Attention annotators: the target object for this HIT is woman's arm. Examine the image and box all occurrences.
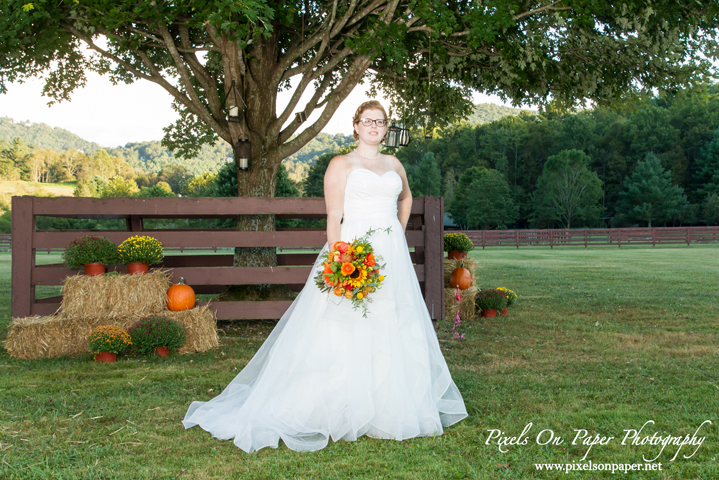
[393,157,413,232]
[324,155,349,247]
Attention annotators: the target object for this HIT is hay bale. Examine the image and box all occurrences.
[5,314,96,359]
[163,306,219,354]
[61,270,172,320]
[5,306,218,360]
[443,286,478,322]
[444,257,478,288]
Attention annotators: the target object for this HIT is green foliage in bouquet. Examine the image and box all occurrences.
[475,289,508,311]
[497,287,518,307]
[62,235,118,269]
[444,232,474,253]
[87,325,132,354]
[117,235,164,265]
[128,316,185,355]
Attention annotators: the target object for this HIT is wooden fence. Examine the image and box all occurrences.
[11,196,445,321]
[459,227,719,249]
[0,234,10,252]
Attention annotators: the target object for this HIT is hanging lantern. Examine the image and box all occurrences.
[384,123,401,148]
[221,80,245,124]
[236,135,252,171]
[398,124,412,147]
[295,111,307,124]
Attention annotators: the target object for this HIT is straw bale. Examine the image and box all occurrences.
[5,306,218,360]
[444,257,478,288]
[61,270,172,320]
[443,286,478,322]
[5,314,96,359]
[163,306,219,354]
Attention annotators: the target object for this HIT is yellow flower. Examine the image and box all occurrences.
[357,292,364,299]
[378,275,384,281]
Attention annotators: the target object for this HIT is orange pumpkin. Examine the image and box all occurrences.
[167,277,196,311]
[449,263,472,290]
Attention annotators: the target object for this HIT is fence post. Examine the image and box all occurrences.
[516,230,519,249]
[482,230,485,250]
[11,196,35,319]
[584,229,588,248]
[652,228,656,247]
[423,197,443,326]
[549,230,554,249]
[686,227,691,246]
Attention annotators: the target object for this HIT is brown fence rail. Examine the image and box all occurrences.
[11,196,444,322]
[458,227,719,249]
[0,234,10,252]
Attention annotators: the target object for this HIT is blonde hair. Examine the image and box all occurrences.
[352,100,388,140]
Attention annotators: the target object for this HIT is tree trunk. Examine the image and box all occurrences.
[232,146,282,268]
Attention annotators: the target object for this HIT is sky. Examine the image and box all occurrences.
[0,71,510,148]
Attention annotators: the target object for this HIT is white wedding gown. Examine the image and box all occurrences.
[182,168,468,453]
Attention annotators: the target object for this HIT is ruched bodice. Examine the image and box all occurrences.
[343,168,402,221]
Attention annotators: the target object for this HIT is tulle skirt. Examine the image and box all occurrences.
[182,213,468,453]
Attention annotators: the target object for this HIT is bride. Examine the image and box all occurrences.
[183,100,468,453]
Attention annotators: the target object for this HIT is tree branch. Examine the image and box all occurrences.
[513,1,573,21]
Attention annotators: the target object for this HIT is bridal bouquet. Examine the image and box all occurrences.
[314,226,391,317]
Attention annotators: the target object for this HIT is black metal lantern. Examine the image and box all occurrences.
[236,135,252,171]
[384,123,401,148]
[221,80,245,124]
[398,124,411,147]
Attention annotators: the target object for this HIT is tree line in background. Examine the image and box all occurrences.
[391,85,719,229]
[2,88,719,231]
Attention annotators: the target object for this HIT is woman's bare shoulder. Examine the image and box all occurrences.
[387,155,406,175]
[325,154,351,179]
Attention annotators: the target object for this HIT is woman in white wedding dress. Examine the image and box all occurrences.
[183,100,468,453]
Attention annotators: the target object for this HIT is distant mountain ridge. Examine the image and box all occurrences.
[0,103,529,180]
[467,103,534,125]
[0,117,104,152]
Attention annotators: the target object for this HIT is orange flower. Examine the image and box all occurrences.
[344,291,353,299]
[324,274,336,286]
[323,263,333,274]
[364,253,376,267]
[333,287,343,296]
[341,262,355,275]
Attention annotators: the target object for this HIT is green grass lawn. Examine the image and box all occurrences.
[1,245,718,479]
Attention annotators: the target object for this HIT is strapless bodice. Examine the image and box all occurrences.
[343,168,403,221]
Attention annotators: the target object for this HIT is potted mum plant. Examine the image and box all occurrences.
[475,289,508,318]
[496,287,518,315]
[62,235,118,276]
[117,235,164,274]
[128,316,186,357]
[444,232,474,260]
[87,325,132,362]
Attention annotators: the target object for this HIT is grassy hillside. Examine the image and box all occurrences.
[0,180,75,205]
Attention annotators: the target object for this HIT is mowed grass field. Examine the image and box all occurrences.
[0,245,718,479]
[0,181,76,205]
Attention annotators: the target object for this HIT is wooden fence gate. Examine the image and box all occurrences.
[11,196,444,322]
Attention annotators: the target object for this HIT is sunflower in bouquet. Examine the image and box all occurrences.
[314,226,392,317]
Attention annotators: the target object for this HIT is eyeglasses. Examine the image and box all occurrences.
[359,118,388,127]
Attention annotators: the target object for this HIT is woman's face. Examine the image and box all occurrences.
[354,108,388,145]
